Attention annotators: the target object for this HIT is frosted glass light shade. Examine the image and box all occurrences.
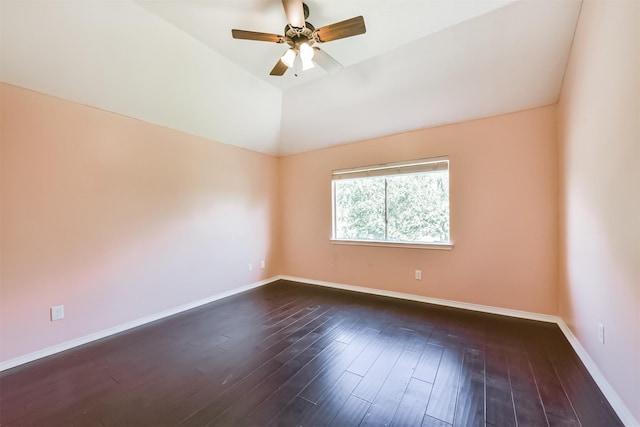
[281,49,296,68]
[299,42,315,70]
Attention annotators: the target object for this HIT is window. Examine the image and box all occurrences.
[332,157,450,248]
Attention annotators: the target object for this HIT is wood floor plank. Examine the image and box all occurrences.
[0,280,623,427]
[268,396,315,427]
[390,377,433,427]
[208,317,362,426]
[422,415,452,427]
[351,329,408,403]
[299,326,380,404]
[452,348,485,427]
[178,359,285,426]
[486,377,516,427]
[328,395,370,427]
[414,343,444,384]
[299,371,362,427]
[485,346,517,427]
[402,327,431,353]
[424,345,464,424]
[210,342,337,427]
[525,336,581,425]
[243,335,359,424]
[360,349,421,426]
[256,304,332,350]
[546,342,623,426]
[180,312,351,425]
[507,349,549,426]
[345,326,392,377]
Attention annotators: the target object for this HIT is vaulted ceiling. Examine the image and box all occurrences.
[0,0,581,155]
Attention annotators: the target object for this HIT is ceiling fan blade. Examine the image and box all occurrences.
[231,29,283,43]
[270,58,289,76]
[281,0,305,28]
[313,47,343,76]
[315,16,366,43]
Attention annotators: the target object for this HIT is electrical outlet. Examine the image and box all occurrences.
[598,323,605,344]
[415,270,422,280]
[261,260,265,269]
[248,264,253,272]
[51,305,64,321]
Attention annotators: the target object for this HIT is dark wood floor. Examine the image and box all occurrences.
[0,280,621,426]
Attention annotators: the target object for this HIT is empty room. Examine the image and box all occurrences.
[1,0,638,426]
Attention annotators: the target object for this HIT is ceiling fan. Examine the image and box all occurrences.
[231,0,366,76]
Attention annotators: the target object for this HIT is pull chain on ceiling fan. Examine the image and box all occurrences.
[231,0,366,76]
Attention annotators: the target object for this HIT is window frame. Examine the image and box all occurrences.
[331,157,453,250]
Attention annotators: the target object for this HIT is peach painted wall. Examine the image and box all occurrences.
[0,83,280,363]
[557,0,640,422]
[280,106,558,315]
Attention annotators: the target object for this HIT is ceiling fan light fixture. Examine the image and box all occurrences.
[281,49,296,68]
[301,55,315,71]
[232,2,366,77]
[299,42,314,60]
[299,42,315,70]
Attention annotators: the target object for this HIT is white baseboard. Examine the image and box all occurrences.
[278,275,559,323]
[279,275,639,427]
[556,320,639,427]
[0,276,280,372]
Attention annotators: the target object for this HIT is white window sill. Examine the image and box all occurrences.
[330,239,453,250]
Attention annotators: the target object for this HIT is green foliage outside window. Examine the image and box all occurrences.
[334,170,449,243]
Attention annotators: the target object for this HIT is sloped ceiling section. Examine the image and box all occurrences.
[279,0,581,154]
[0,0,581,156]
[0,0,283,154]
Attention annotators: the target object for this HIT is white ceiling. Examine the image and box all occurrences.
[0,0,581,155]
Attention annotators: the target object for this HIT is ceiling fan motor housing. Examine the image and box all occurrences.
[284,22,316,50]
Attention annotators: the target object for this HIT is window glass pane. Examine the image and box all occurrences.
[386,171,450,243]
[334,177,386,240]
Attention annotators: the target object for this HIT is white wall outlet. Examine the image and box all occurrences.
[598,322,605,344]
[415,270,422,280]
[248,263,253,271]
[51,305,64,321]
[261,260,265,269]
